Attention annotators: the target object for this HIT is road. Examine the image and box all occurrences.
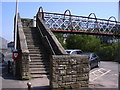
[89,61,119,89]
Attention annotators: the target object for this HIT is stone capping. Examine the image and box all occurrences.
[17,14,30,79]
[36,15,67,55]
[17,13,29,53]
[50,55,89,89]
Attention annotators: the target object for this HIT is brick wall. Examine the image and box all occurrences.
[50,55,89,89]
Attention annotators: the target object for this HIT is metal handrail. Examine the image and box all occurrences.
[45,36,55,55]
[41,12,120,23]
[63,9,73,30]
[36,17,56,55]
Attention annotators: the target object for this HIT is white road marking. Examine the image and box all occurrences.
[89,68,111,81]
[113,74,118,76]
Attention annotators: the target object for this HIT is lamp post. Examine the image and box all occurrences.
[118,1,120,90]
[13,0,18,77]
[14,0,18,49]
[118,0,120,21]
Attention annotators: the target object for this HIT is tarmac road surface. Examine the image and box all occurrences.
[89,61,119,89]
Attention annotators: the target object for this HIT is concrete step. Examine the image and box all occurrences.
[28,49,46,53]
[30,56,48,59]
[31,74,49,78]
[29,52,44,55]
[28,46,40,49]
[24,31,38,34]
[30,70,48,74]
[26,39,40,43]
[26,36,40,40]
[29,64,49,68]
[30,56,47,59]
[27,44,40,46]
[25,33,39,36]
[30,57,48,61]
[27,41,42,45]
[23,27,37,30]
[29,61,49,65]
[24,30,38,34]
[30,68,49,71]
[29,49,41,52]
[29,54,44,57]
[28,47,45,51]
[24,29,38,32]
[30,59,49,63]
[28,46,40,48]
[29,49,40,51]
[27,43,40,47]
[22,24,50,78]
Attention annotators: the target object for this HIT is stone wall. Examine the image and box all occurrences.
[50,55,89,89]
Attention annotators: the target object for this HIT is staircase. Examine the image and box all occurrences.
[21,19,50,78]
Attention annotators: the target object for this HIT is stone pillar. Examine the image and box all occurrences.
[50,55,89,89]
[33,16,36,27]
[21,52,30,79]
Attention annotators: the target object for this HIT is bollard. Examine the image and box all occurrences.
[27,82,32,90]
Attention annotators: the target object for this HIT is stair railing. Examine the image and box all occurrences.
[37,20,55,55]
[36,7,67,55]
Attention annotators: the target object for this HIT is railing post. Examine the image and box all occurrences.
[107,16,117,33]
[37,7,44,21]
[64,9,73,30]
[88,13,98,31]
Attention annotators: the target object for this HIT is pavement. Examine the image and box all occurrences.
[1,62,50,90]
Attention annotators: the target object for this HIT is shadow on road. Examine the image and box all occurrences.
[32,86,51,90]
[1,63,25,81]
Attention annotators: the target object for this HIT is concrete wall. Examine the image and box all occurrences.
[50,55,89,89]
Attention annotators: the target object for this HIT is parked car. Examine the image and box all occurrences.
[65,49,83,54]
[80,53,100,69]
[65,49,100,69]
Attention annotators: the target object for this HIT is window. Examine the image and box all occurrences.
[71,51,77,54]
[92,54,97,58]
[76,51,82,54]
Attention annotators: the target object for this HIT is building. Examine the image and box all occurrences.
[7,41,14,52]
[0,36,8,53]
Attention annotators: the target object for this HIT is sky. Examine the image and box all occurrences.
[1,1,119,42]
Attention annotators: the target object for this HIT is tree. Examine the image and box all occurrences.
[55,33,67,49]
[66,35,101,52]
[55,33,120,62]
